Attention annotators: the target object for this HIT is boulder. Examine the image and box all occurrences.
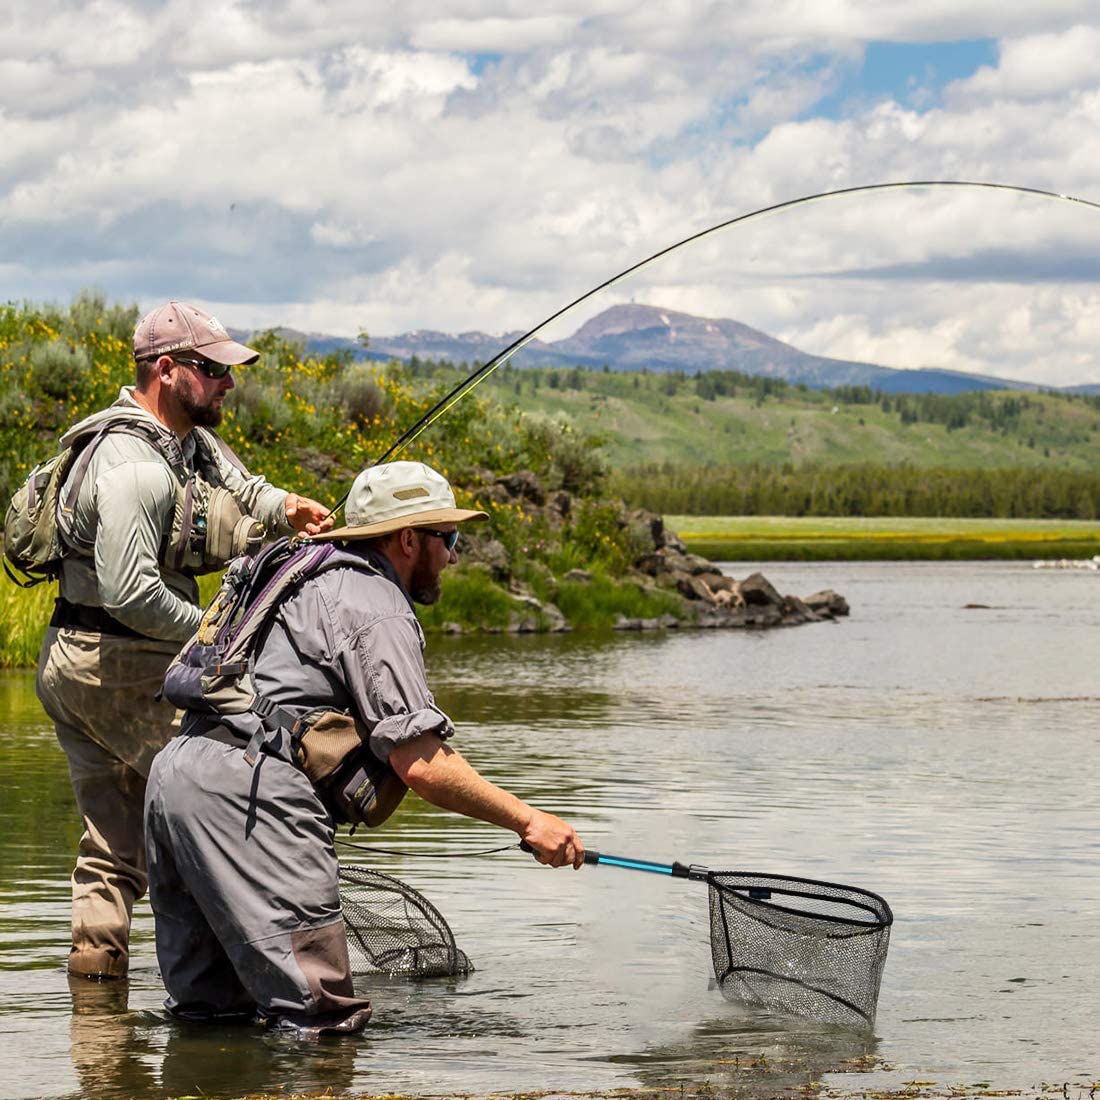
[676,573,716,602]
[549,490,572,519]
[701,572,737,593]
[685,553,718,576]
[541,602,570,633]
[738,572,783,606]
[780,595,820,625]
[460,537,511,582]
[804,589,850,618]
[563,568,593,584]
[495,470,546,506]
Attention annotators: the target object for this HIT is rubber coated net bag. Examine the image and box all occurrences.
[338,865,473,979]
[708,871,892,1030]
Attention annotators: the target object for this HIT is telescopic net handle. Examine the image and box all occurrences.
[584,850,710,880]
[519,841,708,881]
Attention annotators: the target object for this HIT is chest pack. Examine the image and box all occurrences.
[3,409,264,587]
[162,536,408,830]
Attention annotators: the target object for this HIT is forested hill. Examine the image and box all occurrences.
[477,362,1100,471]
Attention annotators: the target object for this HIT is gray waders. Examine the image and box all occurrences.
[144,734,372,1032]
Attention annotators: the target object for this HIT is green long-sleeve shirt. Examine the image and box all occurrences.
[56,387,293,641]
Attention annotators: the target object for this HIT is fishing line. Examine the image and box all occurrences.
[323,179,1100,520]
[335,836,519,859]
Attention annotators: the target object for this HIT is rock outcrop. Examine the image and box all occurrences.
[452,470,848,632]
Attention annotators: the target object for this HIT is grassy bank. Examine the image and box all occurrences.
[0,295,667,667]
[671,515,1100,561]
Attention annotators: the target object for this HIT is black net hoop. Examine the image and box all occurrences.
[338,865,473,979]
[707,871,892,1030]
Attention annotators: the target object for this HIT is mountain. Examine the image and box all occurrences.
[260,304,1067,394]
[545,305,1039,393]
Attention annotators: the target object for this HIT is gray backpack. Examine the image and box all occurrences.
[162,536,408,829]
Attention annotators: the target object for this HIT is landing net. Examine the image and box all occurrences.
[708,871,892,1030]
[338,865,473,979]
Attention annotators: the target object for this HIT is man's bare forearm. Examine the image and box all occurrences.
[387,733,585,868]
[389,735,531,831]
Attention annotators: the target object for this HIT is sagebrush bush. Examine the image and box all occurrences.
[28,340,92,400]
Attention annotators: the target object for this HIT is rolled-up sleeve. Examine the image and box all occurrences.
[339,612,455,762]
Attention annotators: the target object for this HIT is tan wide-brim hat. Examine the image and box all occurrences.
[311,460,487,541]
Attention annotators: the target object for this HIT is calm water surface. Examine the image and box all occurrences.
[1,560,1098,1099]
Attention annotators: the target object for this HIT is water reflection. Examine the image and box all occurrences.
[619,1013,877,1097]
[1,562,1099,1097]
[64,977,361,1100]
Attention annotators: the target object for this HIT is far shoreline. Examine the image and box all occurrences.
[670,514,1100,561]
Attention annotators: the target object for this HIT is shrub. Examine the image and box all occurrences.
[327,363,390,426]
[28,340,92,400]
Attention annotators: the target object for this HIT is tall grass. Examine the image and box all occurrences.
[0,582,55,669]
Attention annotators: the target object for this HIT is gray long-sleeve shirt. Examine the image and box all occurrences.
[57,387,293,641]
[180,546,455,764]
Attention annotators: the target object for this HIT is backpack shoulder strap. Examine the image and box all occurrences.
[194,427,252,478]
[60,416,186,515]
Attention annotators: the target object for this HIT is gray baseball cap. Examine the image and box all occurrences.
[311,461,487,541]
[133,300,260,366]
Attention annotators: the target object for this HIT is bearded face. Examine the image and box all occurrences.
[408,539,444,605]
[174,368,225,428]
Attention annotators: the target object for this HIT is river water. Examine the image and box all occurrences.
[1,560,1097,1099]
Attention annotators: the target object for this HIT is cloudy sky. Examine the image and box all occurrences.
[3,1,1100,385]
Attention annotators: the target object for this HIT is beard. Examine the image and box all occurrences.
[177,371,224,428]
[408,543,443,605]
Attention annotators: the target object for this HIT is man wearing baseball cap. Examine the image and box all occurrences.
[36,300,334,982]
[143,460,584,1036]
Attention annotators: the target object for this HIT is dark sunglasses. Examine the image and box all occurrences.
[419,528,460,552]
[172,354,233,380]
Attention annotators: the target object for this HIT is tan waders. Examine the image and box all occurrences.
[36,624,181,979]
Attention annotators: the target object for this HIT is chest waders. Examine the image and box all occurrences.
[162,537,408,829]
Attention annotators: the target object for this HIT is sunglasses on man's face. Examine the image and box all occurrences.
[420,528,460,552]
[172,354,233,380]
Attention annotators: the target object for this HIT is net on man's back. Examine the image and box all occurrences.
[338,865,473,979]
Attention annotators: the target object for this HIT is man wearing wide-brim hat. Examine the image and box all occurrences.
[144,460,585,1037]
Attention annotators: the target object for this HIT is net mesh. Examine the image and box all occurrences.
[708,871,891,1030]
[338,865,473,979]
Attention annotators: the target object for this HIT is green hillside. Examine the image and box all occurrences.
[479,364,1100,470]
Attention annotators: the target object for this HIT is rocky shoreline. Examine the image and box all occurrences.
[448,469,849,635]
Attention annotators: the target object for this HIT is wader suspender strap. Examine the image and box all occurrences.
[200,429,252,477]
[60,421,189,519]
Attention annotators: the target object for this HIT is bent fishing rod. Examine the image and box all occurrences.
[324,179,1100,521]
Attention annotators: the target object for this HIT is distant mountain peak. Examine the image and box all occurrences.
[301,303,1044,395]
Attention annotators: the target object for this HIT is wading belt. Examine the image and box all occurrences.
[50,596,149,640]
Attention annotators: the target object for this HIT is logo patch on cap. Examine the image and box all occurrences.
[393,486,431,500]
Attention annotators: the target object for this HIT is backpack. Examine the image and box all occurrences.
[162,536,408,829]
[4,414,265,588]
[3,420,166,588]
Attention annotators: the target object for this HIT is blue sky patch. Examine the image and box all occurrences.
[814,38,999,118]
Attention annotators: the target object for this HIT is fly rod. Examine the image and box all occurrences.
[324,178,1100,522]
